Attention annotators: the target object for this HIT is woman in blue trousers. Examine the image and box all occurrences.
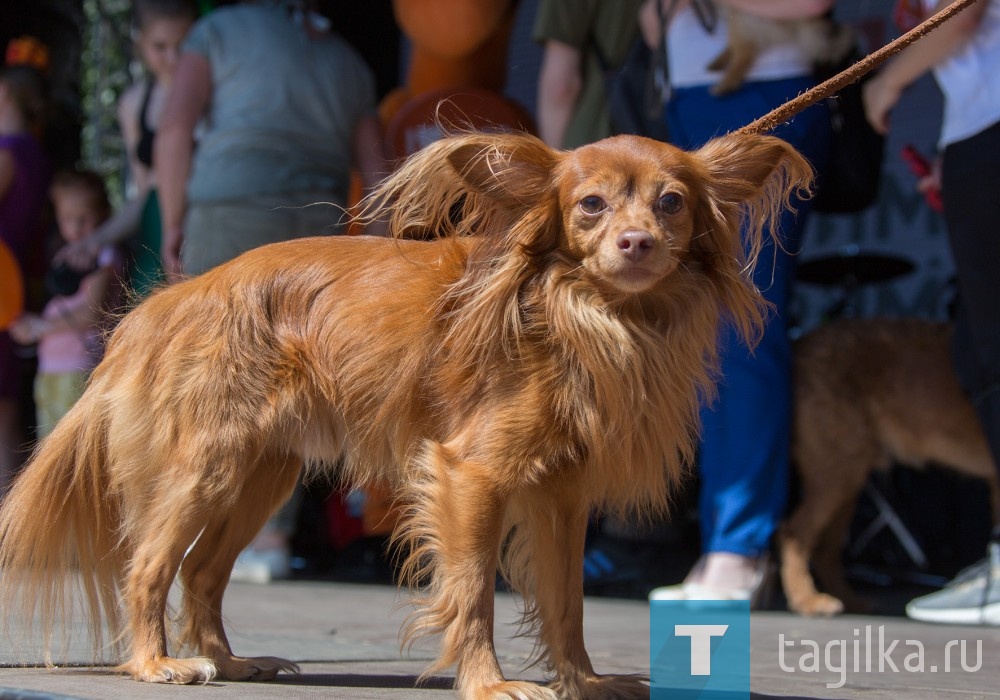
[642,0,833,603]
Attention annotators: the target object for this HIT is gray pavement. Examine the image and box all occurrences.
[2,580,1000,699]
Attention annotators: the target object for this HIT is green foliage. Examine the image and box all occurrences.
[81,0,136,206]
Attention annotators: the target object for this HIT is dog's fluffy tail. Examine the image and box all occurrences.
[0,388,124,663]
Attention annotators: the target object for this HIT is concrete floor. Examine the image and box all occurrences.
[1,579,999,699]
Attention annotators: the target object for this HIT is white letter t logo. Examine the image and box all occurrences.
[674,624,729,675]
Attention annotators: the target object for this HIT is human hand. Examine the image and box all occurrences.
[862,73,903,135]
[917,168,942,197]
[53,235,101,271]
[639,0,664,49]
[162,226,184,283]
[8,313,48,345]
[901,145,943,212]
[916,156,944,212]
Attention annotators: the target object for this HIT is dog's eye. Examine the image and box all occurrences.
[579,195,607,215]
[656,193,684,215]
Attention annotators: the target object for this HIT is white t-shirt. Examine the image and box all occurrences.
[667,7,812,88]
[922,0,1000,146]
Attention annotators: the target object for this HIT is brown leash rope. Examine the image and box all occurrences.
[736,0,983,136]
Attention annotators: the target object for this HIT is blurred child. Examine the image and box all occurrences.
[55,0,197,298]
[9,171,124,439]
[0,59,51,489]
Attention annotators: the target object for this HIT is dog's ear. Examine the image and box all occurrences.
[360,132,561,240]
[687,133,813,345]
[694,132,813,210]
[445,133,560,210]
[691,132,813,265]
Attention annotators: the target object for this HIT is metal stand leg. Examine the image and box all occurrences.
[847,481,928,569]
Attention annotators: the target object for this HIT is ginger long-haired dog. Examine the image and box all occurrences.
[781,318,999,617]
[0,131,809,699]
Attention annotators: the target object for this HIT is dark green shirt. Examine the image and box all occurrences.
[533,0,643,148]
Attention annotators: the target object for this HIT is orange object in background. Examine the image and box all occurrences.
[392,0,515,95]
[5,36,50,73]
[348,0,523,235]
[380,0,520,128]
[0,240,24,331]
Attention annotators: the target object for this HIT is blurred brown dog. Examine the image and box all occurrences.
[708,9,854,95]
[0,131,810,698]
[781,318,999,616]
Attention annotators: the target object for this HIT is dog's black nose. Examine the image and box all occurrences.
[616,230,654,262]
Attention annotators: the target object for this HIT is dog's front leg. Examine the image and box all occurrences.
[523,497,649,699]
[403,445,556,700]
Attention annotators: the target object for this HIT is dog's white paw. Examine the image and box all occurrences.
[553,673,650,699]
[216,655,299,681]
[116,655,217,684]
[462,680,559,700]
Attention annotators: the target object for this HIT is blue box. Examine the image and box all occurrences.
[650,600,750,699]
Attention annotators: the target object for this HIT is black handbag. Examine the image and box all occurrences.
[604,36,670,141]
[811,49,886,214]
[596,0,675,141]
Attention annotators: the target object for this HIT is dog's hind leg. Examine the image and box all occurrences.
[175,452,302,681]
[115,474,232,683]
[779,475,867,617]
[778,512,838,617]
[812,501,872,614]
[514,495,649,700]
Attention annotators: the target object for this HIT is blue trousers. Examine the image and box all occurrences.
[665,77,831,557]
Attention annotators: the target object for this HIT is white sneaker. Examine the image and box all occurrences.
[906,542,1000,625]
[648,553,770,607]
[230,547,291,584]
[648,584,688,601]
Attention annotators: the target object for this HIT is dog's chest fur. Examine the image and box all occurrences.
[416,266,698,509]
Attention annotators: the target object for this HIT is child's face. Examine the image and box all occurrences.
[53,190,102,244]
[136,16,193,83]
